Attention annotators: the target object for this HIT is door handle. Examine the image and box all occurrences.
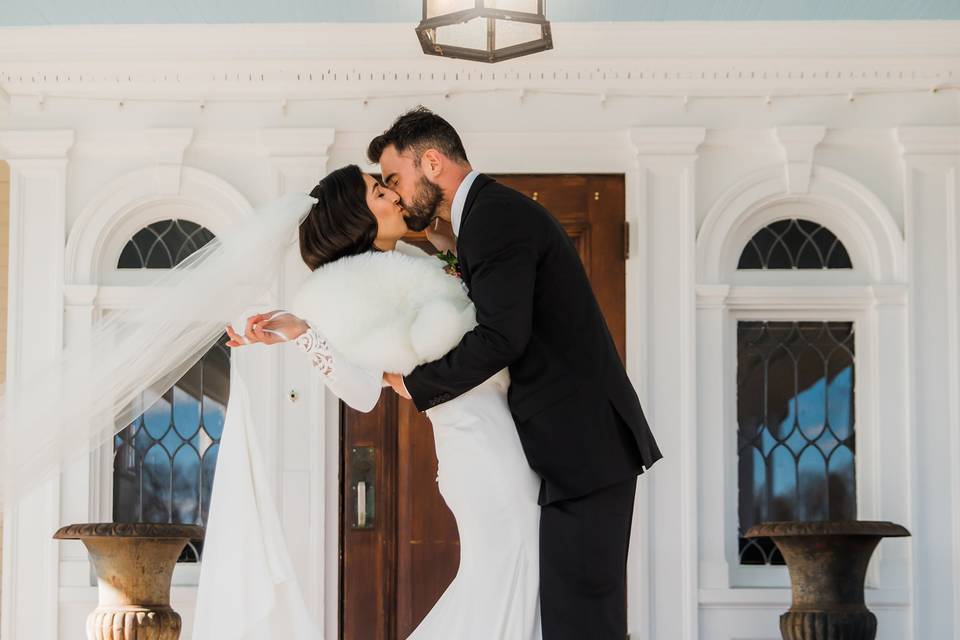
[350,446,376,530]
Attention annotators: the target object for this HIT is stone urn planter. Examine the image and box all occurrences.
[53,523,204,640]
[745,521,910,640]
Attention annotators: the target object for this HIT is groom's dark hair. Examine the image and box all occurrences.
[367,106,469,166]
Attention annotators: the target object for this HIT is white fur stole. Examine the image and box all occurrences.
[292,242,477,375]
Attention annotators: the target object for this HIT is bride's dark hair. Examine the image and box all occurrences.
[299,164,379,271]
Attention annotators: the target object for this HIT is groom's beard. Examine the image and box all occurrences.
[402,176,445,232]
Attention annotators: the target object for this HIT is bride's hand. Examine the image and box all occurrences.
[426,218,457,255]
[225,310,309,347]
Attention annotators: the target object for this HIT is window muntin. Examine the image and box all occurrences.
[736,320,856,565]
[737,218,852,270]
[117,219,216,269]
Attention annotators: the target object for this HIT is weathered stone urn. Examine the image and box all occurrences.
[53,523,204,640]
[745,521,910,640]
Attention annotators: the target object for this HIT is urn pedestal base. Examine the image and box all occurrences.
[54,523,203,640]
[780,610,877,640]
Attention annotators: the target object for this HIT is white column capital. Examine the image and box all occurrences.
[895,126,960,157]
[260,128,336,196]
[695,284,731,309]
[775,125,826,194]
[260,128,336,159]
[629,126,706,158]
[0,129,74,160]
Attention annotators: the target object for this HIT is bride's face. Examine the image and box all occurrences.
[362,173,408,247]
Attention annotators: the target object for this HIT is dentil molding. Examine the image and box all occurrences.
[0,24,957,101]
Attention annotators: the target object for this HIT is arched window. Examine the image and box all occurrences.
[734,220,858,566]
[112,220,228,563]
[737,218,852,270]
[117,219,216,269]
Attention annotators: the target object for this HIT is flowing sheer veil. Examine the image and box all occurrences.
[0,191,322,639]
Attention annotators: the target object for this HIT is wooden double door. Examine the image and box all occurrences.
[340,174,627,639]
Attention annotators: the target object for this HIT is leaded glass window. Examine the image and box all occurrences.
[738,219,852,270]
[117,219,216,269]
[112,220,227,563]
[737,321,856,565]
[113,338,229,562]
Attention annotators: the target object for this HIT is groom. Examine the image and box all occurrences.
[374,107,662,639]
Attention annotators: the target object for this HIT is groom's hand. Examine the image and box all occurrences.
[383,373,412,399]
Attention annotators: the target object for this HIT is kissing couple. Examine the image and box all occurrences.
[227,107,663,639]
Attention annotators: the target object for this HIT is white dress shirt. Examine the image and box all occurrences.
[451,169,481,237]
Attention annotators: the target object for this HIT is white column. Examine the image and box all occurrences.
[694,283,733,594]
[897,127,960,639]
[895,126,960,640]
[0,130,75,640]
[259,128,335,634]
[629,127,706,640]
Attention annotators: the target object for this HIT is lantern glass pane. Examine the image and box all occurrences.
[434,18,490,51]
[495,19,544,49]
[426,0,475,19]
[487,0,540,14]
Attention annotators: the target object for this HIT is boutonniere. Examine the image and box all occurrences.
[437,250,462,278]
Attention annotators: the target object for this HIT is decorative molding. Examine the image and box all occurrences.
[720,285,879,310]
[143,128,194,165]
[1,25,957,105]
[695,283,732,308]
[774,125,826,194]
[260,128,335,195]
[870,283,910,306]
[0,130,75,160]
[895,126,960,156]
[64,165,252,284]
[630,127,706,157]
[696,165,905,283]
[143,128,193,194]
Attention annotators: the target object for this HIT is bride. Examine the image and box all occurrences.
[226,165,543,640]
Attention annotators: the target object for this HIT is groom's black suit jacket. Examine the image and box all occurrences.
[404,175,663,505]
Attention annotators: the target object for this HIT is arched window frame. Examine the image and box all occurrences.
[695,165,908,593]
[63,166,255,585]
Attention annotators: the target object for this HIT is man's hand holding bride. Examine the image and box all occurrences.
[225,310,309,347]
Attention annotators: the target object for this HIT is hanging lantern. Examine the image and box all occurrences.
[416,1,553,64]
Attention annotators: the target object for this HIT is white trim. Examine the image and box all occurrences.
[895,126,960,640]
[0,130,75,160]
[696,163,906,284]
[64,164,254,285]
[0,133,73,640]
[631,126,705,640]
[774,126,826,194]
[1,22,959,62]
[695,144,908,597]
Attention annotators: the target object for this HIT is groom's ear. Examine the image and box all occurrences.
[421,148,444,178]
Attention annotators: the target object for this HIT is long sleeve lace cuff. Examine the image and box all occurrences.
[294,325,335,379]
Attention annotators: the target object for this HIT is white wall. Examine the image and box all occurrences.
[1,21,958,640]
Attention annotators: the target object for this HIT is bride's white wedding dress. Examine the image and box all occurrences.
[291,241,543,639]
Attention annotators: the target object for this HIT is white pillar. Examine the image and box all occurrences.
[0,129,75,640]
[895,126,960,640]
[259,128,335,635]
[629,127,706,640]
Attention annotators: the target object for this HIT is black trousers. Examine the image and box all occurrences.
[539,475,638,640]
